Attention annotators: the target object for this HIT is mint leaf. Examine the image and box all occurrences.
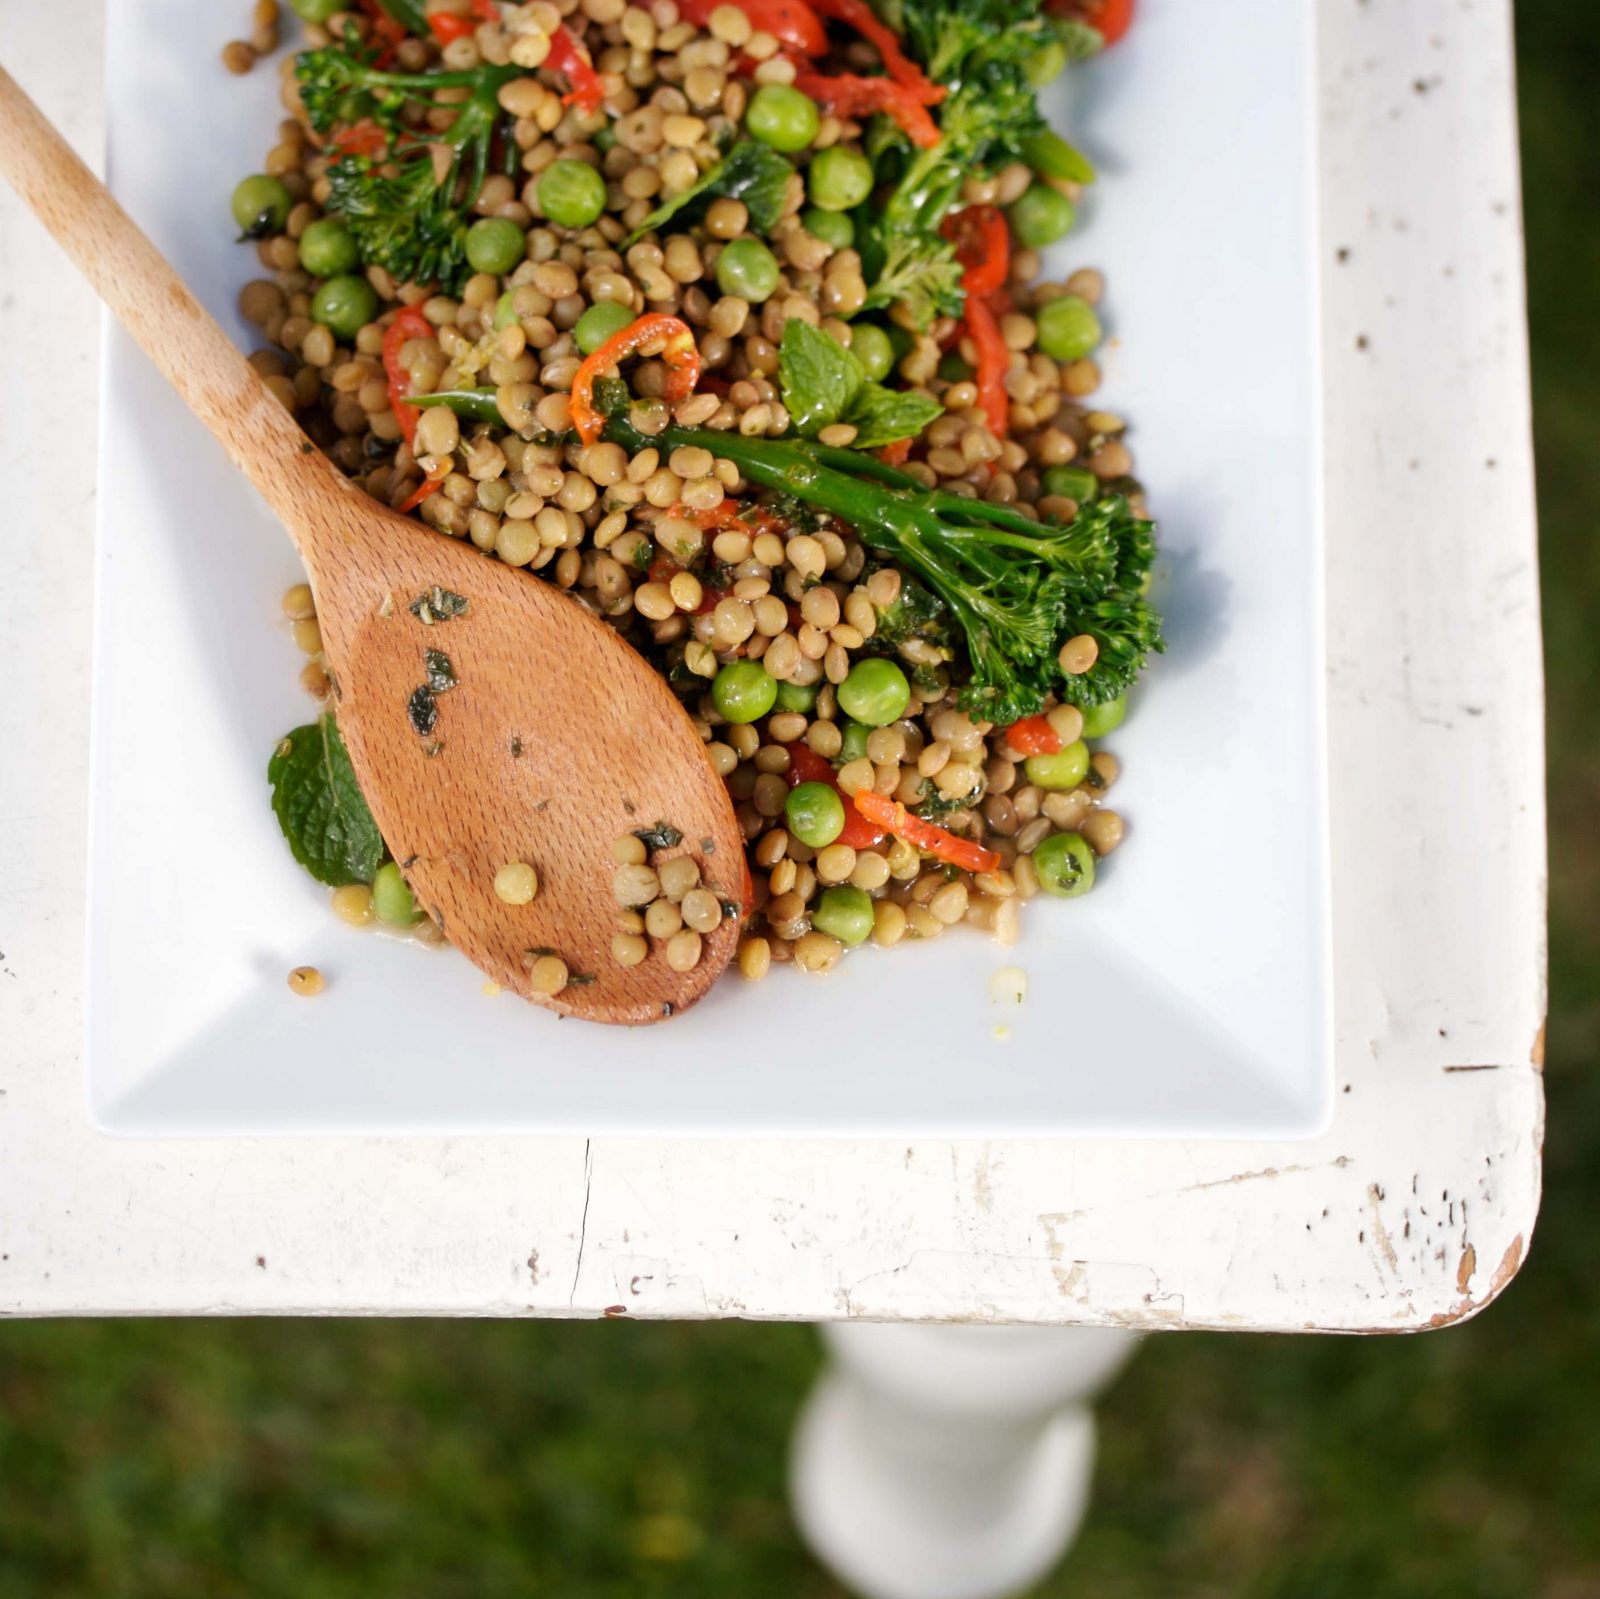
[778,320,864,435]
[626,141,795,244]
[268,716,385,887]
[843,384,944,449]
[779,320,943,447]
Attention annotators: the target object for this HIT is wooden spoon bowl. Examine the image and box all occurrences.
[0,65,742,1022]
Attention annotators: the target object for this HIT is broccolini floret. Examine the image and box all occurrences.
[600,409,1163,722]
[296,44,523,293]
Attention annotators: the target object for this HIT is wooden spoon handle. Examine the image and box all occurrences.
[0,63,347,553]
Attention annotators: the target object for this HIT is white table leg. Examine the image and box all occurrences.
[790,1324,1139,1599]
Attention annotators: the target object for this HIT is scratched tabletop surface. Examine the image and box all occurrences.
[0,1,1544,1330]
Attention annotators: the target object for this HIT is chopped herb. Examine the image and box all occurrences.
[718,897,739,919]
[914,781,965,822]
[422,739,444,757]
[423,649,457,692]
[661,1001,674,1017]
[401,854,420,868]
[523,946,557,963]
[701,838,717,854]
[509,736,524,758]
[407,685,438,736]
[409,586,469,625]
[567,972,597,986]
[633,820,684,851]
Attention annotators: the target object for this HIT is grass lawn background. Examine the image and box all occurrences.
[2,5,1594,1594]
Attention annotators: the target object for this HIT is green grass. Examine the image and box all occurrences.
[2,7,1596,1596]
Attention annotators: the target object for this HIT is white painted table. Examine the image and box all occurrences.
[1,5,1543,1336]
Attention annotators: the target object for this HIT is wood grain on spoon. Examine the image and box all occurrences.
[0,63,743,1023]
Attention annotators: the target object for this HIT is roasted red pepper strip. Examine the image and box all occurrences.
[791,67,941,149]
[330,118,389,157]
[875,438,913,467]
[356,0,408,66]
[941,205,1009,298]
[570,313,701,446]
[546,24,606,111]
[962,293,1010,437]
[470,0,500,19]
[382,305,434,451]
[785,745,887,850]
[807,0,943,102]
[1047,0,1133,46]
[1003,714,1061,756]
[676,0,828,56]
[852,789,1001,874]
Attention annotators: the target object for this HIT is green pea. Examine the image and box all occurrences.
[850,324,894,382]
[716,237,781,303]
[1024,740,1090,790]
[1020,129,1096,186]
[807,146,873,211]
[1080,695,1126,739]
[297,217,360,278]
[493,291,520,331]
[1008,183,1076,249]
[1035,295,1102,363]
[775,679,819,712]
[291,0,344,18]
[1023,38,1067,88]
[937,352,973,383]
[1041,465,1098,503]
[838,720,870,763]
[837,658,910,726]
[372,861,421,926]
[464,217,527,274]
[746,84,820,152]
[712,661,778,723]
[574,300,635,354]
[802,207,854,250]
[1032,831,1096,898]
[785,781,845,848]
[594,122,618,152]
[811,884,874,946]
[231,173,292,238]
[536,159,607,228]
[310,274,379,340]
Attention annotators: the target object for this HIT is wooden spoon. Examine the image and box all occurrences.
[0,65,743,1024]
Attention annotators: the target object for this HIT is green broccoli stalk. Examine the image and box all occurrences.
[601,412,1162,719]
[296,46,523,292]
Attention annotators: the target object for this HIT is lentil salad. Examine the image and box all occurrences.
[248,0,1160,994]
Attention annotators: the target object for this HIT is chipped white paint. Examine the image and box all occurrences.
[0,1,1543,1330]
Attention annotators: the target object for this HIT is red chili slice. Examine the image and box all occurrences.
[1047,0,1133,46]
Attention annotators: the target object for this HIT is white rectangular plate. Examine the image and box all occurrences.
[89,0,1328,1137]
